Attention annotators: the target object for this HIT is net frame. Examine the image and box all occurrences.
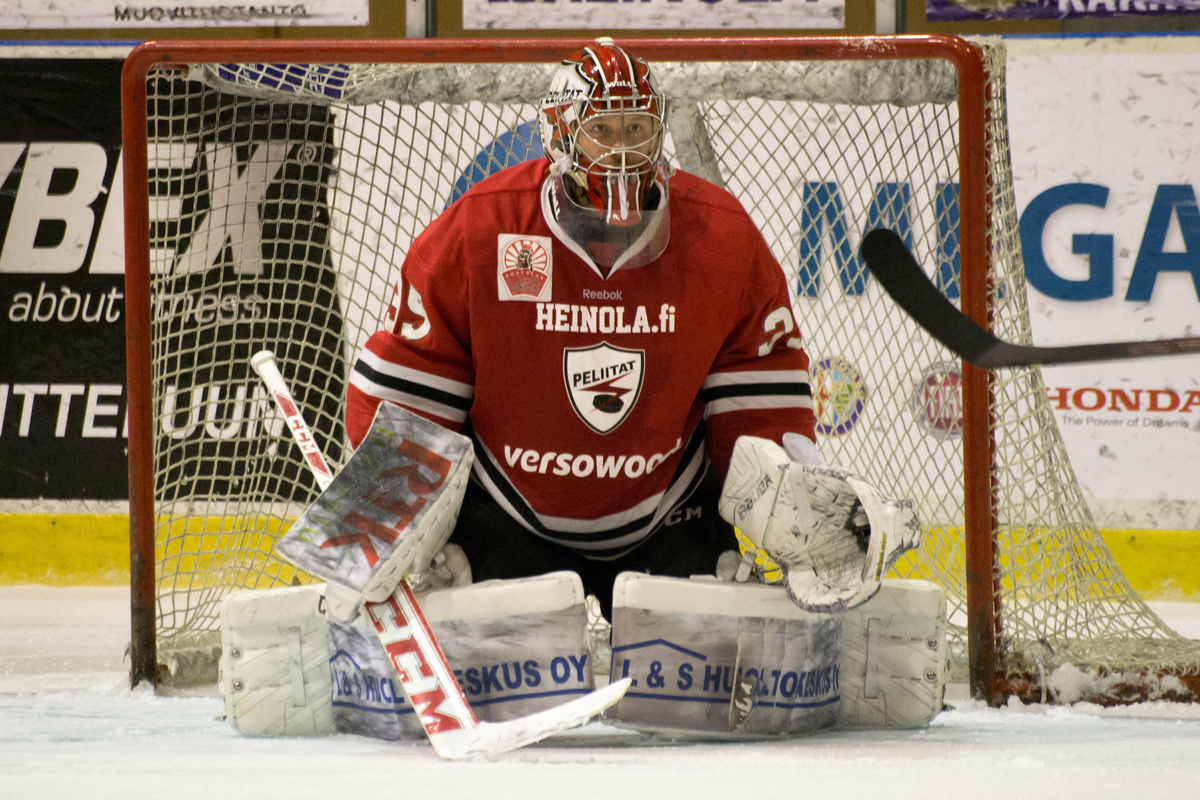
[120,36,1200,703]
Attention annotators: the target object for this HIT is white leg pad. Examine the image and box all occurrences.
[332,571,592,740]
[606,573,947,738]
[836,579,949,729]
[220,573,592,740]
[219,584,337,737]
[607,572,843,739]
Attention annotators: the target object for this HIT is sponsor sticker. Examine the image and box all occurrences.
[563,342,645,434]
[811,356,868,437]
[909,361,963,440]
[497,234,553,302]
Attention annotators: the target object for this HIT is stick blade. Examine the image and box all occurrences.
[429,678,632,760]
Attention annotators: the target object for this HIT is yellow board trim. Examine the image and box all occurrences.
[1,513,1198,600]
[1103,528,1200,602]
[0,513,130,585]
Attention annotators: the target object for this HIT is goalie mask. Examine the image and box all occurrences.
[539,37,671,269]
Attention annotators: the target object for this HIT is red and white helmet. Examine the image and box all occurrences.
[539,38,668,228]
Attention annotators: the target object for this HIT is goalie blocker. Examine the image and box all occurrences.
[272,397,475,619]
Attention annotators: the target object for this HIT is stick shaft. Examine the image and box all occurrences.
[250,351,335,489]
[249,349,629,758]
[249,350,482,744]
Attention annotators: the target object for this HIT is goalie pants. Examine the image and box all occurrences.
[449,468,736,618]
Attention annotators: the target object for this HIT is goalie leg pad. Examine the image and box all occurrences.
[836,579,949,729]
[224,574,595,740]
[606,572,842,739]
[219,585,337,737]
[605,573,947,738]
[332,571,595,740]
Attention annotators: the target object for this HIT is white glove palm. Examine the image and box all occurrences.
[719,436,922,614]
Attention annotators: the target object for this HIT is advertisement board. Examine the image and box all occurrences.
[0,47,345,504]
[1,53,129,501]
[2,37,1198,533]
[0,0,367,28]
[927,0,1200,22]
[1006,36,1200,530]
[461,0,845,30]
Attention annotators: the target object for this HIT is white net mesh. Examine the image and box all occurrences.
[130,40,1200,696]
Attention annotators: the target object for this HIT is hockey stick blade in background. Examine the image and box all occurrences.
[859,228,1200,368]
[250,350,630,760]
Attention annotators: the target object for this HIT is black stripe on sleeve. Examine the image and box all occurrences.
[701,382,811,403]
[354,358,474,411]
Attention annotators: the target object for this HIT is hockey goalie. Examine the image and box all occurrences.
[220,37,948,746]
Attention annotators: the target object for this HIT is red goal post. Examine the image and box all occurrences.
[121,36,1200,705]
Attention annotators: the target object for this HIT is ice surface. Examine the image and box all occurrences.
[3,586,1200,800]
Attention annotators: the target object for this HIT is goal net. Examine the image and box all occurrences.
[122,36,1200,702]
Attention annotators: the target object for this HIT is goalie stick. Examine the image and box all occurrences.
[250,350,630,760]
[859,228,1200,368]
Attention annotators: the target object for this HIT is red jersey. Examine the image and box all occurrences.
[347,159,815,559]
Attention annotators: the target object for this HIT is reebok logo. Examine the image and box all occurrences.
[582,288,622,300]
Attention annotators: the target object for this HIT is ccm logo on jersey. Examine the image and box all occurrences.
[497,234,553,302]
[563,342,645,434]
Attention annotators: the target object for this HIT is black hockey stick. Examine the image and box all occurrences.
[859,228,1200,368]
